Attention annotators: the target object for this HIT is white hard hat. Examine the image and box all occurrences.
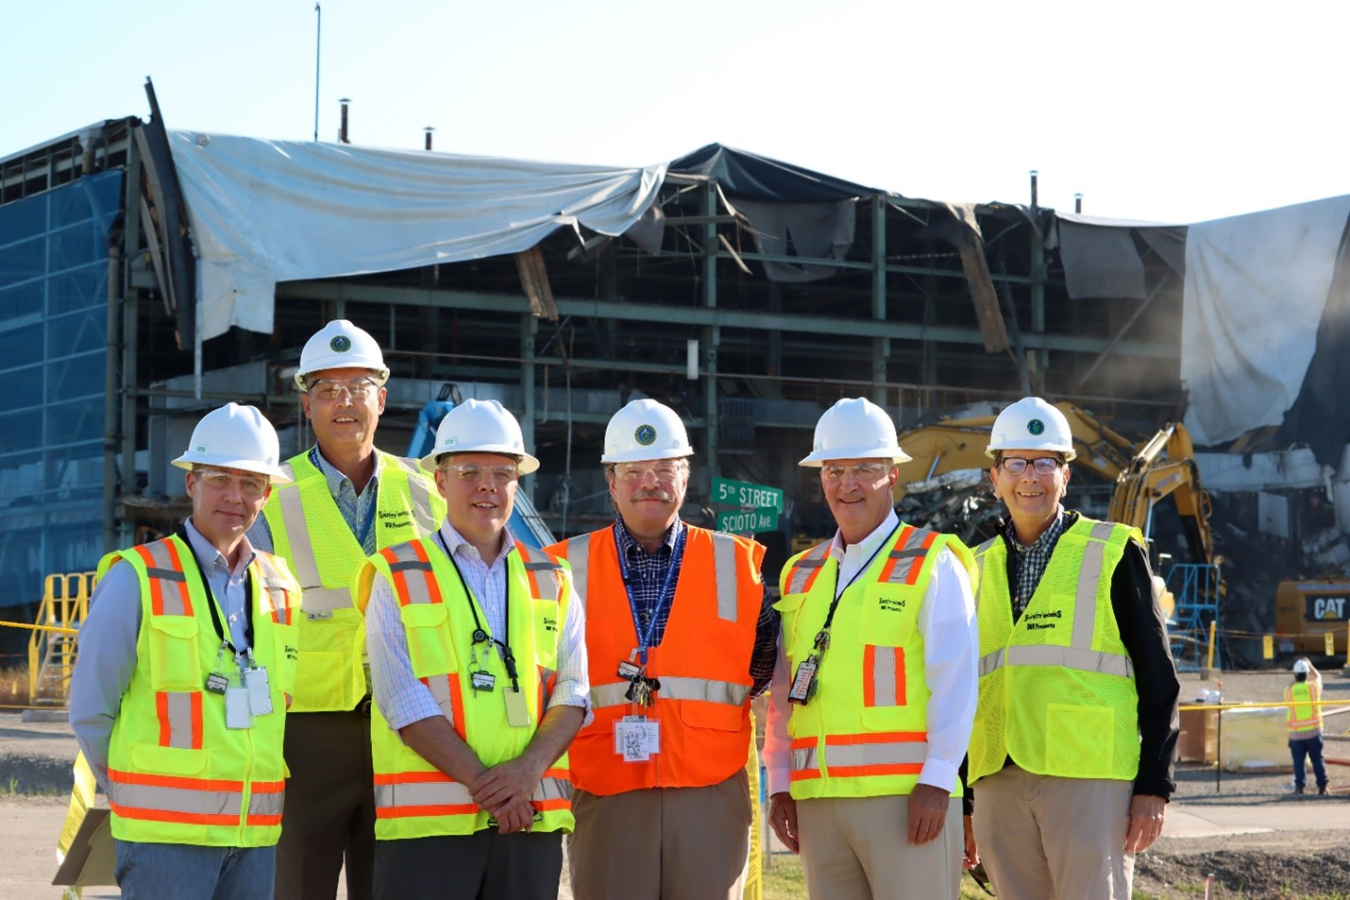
[1294,659,1311,674]
[799,397,911,467]
[601,399,694,464]
[986,397,1077,461]
[172,403,290,482]
[294,320,389,390]
[421,399,539,475]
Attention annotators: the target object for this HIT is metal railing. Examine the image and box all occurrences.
[28,572,95,706]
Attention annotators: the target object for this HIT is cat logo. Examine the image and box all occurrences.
[1312,596,1347,621]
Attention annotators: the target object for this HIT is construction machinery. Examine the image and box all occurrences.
[407,385,556,550]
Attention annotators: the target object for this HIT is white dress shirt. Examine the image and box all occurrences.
[764,510,978,796]
[365,520,590,732]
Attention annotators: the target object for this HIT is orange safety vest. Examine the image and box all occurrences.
[547,523,765,796]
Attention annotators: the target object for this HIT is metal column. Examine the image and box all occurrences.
[871,196,888,409]
[520,312,537,505]
[701,181,719,482]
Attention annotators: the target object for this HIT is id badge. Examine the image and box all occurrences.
[787,657,818,705]
[617,660,643,682]
[471,671,496,693]
[614,716,661,762]
[225,686,252,729]
[504,688,531,727]
[205,672,229,695]
[245,667,273,716]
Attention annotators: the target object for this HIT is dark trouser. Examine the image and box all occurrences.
[276,709,376,900]
[373,831,563,900]
[1291,734,1329,790]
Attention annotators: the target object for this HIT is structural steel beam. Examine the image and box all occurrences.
[276,282,1174,358]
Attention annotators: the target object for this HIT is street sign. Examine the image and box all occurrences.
[712,478,783,534]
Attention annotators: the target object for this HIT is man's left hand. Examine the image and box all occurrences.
[470,757,542,815]
[907,783,949,845]
[1124,793,1166,853]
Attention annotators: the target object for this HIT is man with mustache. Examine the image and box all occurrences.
[766,397,979,900]
[966,397,1179,900]
[248,320,446,900]
[70,403,300,899]
[547,398,779,900]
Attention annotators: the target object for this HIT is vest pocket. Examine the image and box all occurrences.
[399,602,457,677]
[131,742,209,777]
[857,587,918,647]
[147,616,201,692]
[532,598,560,670]
[1044,702,1113,775]
[272,622,300,698]
[679,700,745,732]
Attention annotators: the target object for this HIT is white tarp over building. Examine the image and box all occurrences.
[167,132,667,340]
[1181,196,1350,446]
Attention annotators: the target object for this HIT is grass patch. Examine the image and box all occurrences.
[0,664,27,707]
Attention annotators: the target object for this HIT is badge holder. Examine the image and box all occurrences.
[615,649,661,761]
[243,649,273,717]
[789,630,830,706]
[501,650,531,727]
[467,632,497,695]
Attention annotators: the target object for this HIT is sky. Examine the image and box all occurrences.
[5,1,1349,225]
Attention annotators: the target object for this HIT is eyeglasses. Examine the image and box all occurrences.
[998,457,1063,476]
[308,378,378,402]
[441,463,519,485]
[195,469,269,497]
[614,463,685,483]
[822,463,890,483]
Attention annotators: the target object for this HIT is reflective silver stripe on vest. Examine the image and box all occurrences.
[387,455,441,536]
[386,544,437,605]
[882,527,933,584]
[790,737,929,772]
[711,532,739,622]
[591,676,749,709]
[141,542,191,617]
[871,646,901,707]
[785,543,830,595]
[247,788,285,818]
[1073,523,1118,650]
[276,475,322,592]
[566,535,591,611]
[162,692,197,749]
[531,775,573,804]
[375,778,475,811]
[108,779,242,817]
[517,544,560,603]
[297,586,352,615]
[972,537,999,611]
[980,644,1134,679]
[425,674,456,727]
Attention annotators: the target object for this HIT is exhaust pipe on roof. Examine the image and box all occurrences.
[424,127,435,151]
[1029,169,1039,211]
[339,98,351,144]
[1075,192,1083,213]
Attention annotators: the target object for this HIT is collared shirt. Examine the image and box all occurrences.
[1004,506,1067,623]
[70,520,258,790]
[246,444,383,555]
[763,509,979,796]
[612,517,780,696]
[366,520,591,732]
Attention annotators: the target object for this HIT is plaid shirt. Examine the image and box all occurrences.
[613,518,780,696]
[1004,507,1068,623]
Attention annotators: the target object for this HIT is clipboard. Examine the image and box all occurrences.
[52,807,115,887]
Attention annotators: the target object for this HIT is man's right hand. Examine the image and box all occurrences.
[768,791,800,854]
[492,797,536,835]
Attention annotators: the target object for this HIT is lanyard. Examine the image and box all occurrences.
[437,533,519,690]
[814,523,898,648]
[176,526,254,657]
[616,522,686,665]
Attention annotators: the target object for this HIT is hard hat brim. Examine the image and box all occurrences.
[420,448,541,476]
[599,449,695,464]
[984,444,1078,461]
[799,447,912,467]
[172,455,292,483]
[294,366,391,391]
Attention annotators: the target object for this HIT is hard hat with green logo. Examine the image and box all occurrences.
[172,402,290,481]
[986,397,1077,461]
[421,398,539,475]
[601,399,693,464]
[294,319,390,390]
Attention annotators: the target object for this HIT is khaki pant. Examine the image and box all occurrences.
[796,794,962,900]
[568,771,751,900]
[972,765,1134,900]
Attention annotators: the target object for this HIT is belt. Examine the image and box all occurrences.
[356,695,373,716]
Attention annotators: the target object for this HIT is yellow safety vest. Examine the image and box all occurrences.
[1286,681,1322,737]
[969,517,1141,784]
[775,523,975,801]
[352,537,575,840]
[262,449,445,712]
[97,535,301,846]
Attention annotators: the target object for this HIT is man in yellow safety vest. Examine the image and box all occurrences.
[71,403,301,899]
[767,397,979,900]
[1286,658,1329,795]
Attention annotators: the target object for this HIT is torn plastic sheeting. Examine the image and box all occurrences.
[167,132,667,340]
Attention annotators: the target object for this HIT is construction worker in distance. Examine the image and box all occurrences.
[766,396,979,900]
[70,403,301,899]
[966,396,1181,900]
[352,399,587,900]
[247,319,446,900]
[1286,657,1330,795]
[547,398,778,900]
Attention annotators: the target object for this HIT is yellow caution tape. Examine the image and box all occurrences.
[0,619,77,636]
